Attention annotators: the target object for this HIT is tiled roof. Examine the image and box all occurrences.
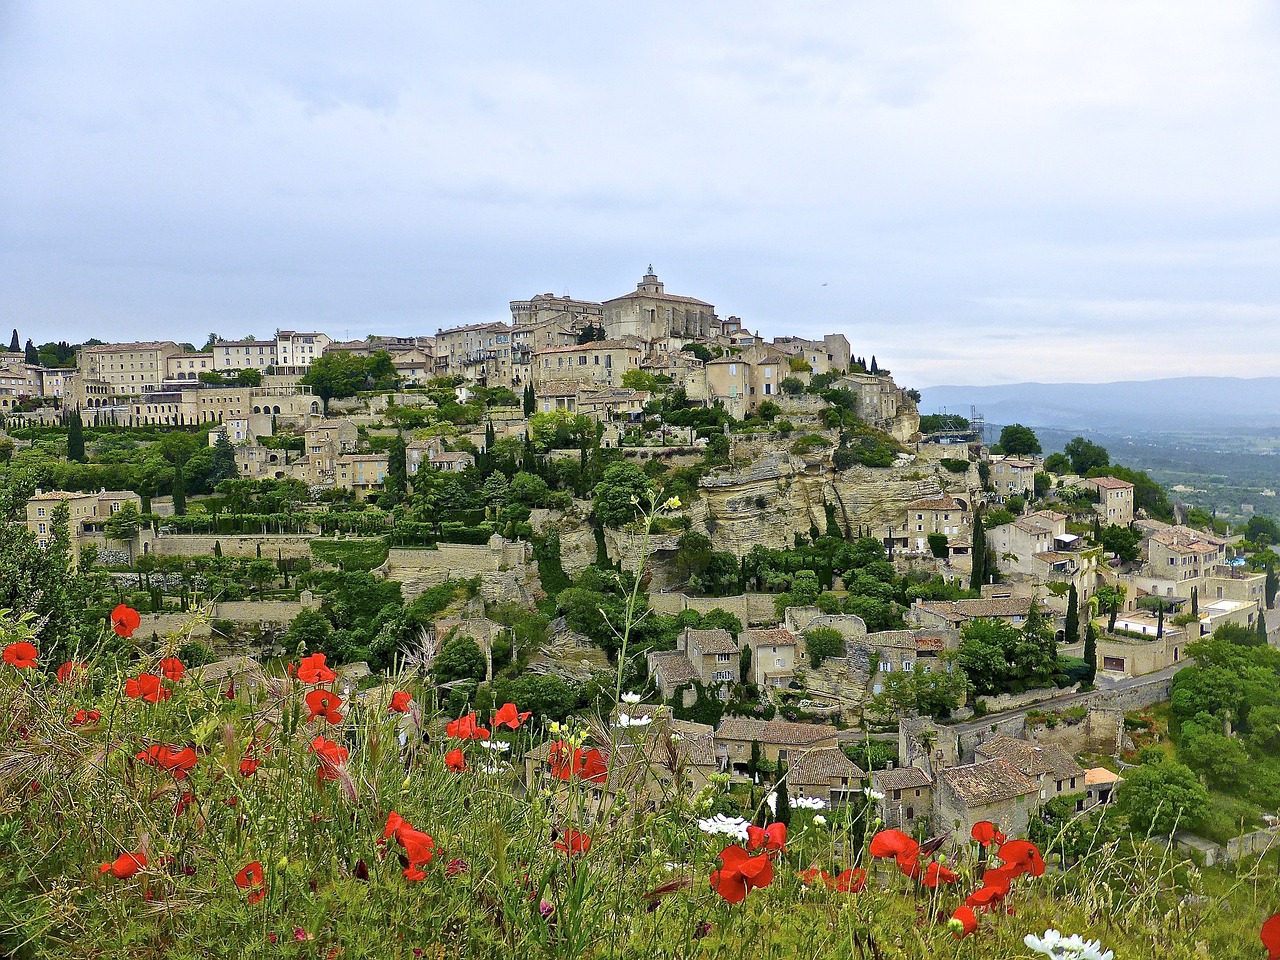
[939,759,1039,806]
[649,651,698,686]
[871,766,933,791]
[906,493,965,511]
[741,628,799,647]
[603,289,713,307]
[714,717,836,746]
[915,598,1046,622]
[685,627,737,655]
[975,735,1084,781]
[788,747,865,784]
[1085,767,1123,787]
[1089,476,1133,490]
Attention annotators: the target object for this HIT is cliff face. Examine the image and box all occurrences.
[696,450,943,555]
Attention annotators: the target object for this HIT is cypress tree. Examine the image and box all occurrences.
[24,339,38,365]
[748,739,761,778]
[1266,565,1278,609]
[8,329,19,353]
[213,540,222,558]
[969,509,986,592]
[171,463,186,516]
[1083,619,1097,684]
[1156,604,1164,639]
[66,408,85,462]
[523,383,536,417]
[1191,585,1199,616]
[1259,610,1268,644]
[1065,583,1079,645]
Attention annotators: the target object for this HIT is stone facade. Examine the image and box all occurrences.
[602,268,714,344]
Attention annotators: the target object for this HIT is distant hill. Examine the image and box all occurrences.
[918,377,1280,436]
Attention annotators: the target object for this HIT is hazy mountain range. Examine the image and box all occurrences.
[917,377,1280,436]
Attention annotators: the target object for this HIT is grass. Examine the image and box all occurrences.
[2,629,1279,958]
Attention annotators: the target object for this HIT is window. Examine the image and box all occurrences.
[729,363,737,375]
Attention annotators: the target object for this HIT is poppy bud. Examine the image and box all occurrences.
[354,860,370,881]
[277,856,289,870]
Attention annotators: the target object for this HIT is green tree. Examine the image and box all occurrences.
[1265,564,1277,608]
[1082,619,1097,684]
[8,329,19,353]
[523,383,536,417]
[301,352,368,412]
[104,500,142,548]
[1063,437,1110,475]
[969,508,987,591]
[1101,524,1142,563]
[739,645,752,684]
[210,429,238,484]
[1244,515,1280,545]
[1044,452,1071,475]
[66,408,86,462]
[592,462,652,527]
[1116,760,1209,837]
[773,764,791,827]
[246,558,277,597]
[382,435,407,508]
[432,636,487,684]
[926,533,948,558]
[998,424,1041,456]
[804,627,845,669]
[286,608,333,656]
[1064,583,1079,646]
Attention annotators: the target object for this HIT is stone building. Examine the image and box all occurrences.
[76,341,183,401]
[788,747,865,808]
[434,322,514,386]
[739,627,801,691]
[771,334,852,376]
[509,292,603,329]
[713,717,839,776]
[987,456,1039,501]
[274,331,332,372]
[165,353,215,381]
[26,488,143,556]
[531,340,642,389]
[973,734,1088,810]
[1083,476,1135,526]
[935,758,1040,837]
[871,765,933,829]
[602,267,715,344]
[212,339,277,372]
[903,493,970,555]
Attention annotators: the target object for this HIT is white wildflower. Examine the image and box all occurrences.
[696,814,750,842]
[1024,930,1113,960]
[813,815,827,826]
[793,796,827,810]
[621,692,642,705]
[765,792,777,814]
[863,787,885,801]
[480,740,510,752]
[614,713,653,728]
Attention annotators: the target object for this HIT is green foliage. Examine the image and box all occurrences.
[938,457,970,473]
[958,608,1058,696]
[803,627,845,669]
[1101,524,1142,562]
[998,423,1041,456]
[925,533,948,558]
[789,434,831,456]
[1063,437,1110,476]
[1117,759,1210,837]
[310,537,390,572]
[1065,583,1080,646]
[431,635,487,684]
[592,462,651,528]
[1044,452,1072,474]
[919,414,970,433]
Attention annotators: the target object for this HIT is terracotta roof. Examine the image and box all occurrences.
[649,651,698,686]
[788,747,865,784]
[714,717,837,746]
[1085,767,1123,787]
[974,735,1084,781]
[906,493,965,511]
[939,759,1039,806]
[741,628,800,647]
[684,627,737,655]
[1089,476,1133,490]
[871,766,933,791]
[915,598,1047,622]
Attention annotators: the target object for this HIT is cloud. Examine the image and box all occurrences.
[1,1,1279,386]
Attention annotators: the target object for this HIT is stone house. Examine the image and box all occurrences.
[987,455,1039,501]
[1084,767,1123,806]
[771,334,852,376]
[1083,476,1135,526]
[678,627,740,690]
[406,440,475,476]
[788,747,865,808]
[935,758,1040,837]
[972,734,1088,810]
[433,321,513,387]
[907,596,1051,632]
[646,650,701,704]
[212,338,277,371]
[739,627,801,691]
[903,493,970,555]
[532,340,643,389]
[77,340,183,399]
[871,765,933,829]
[713,717,839,776]
[26,488,143,556]
[335,454,390,499]
[165,352,215,381]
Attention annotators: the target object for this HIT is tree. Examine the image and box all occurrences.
[66,408,85,462]
[1063,437,1110,476]
[301,352,369,412]
[286,608,332,656]
[246,558,277,597]
[1116,760,1209,837]
[774,764,791,826]
[969,508,987,591]
[382,436,407,508]
[1065,583,1080,646]
[804,627,845,669]
[926,533,948,558]
[739,645,752,684]
[998,424,1041,456]
[523,383,536,417]
[1094,583,1126,632]
[1101,524,1142,563]
[104,500,142,547]
[592,462,652,527]
[431,636,487,684]
[8,329,18,353]
[1083,620,1097,684]
[210,430,238,484]
[1266,564,1278,609]
[1259,609,1269,644]
[1044,452,1071,475]
[1244,515,1280,545]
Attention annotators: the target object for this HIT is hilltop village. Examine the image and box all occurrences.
[3,267,1279,858]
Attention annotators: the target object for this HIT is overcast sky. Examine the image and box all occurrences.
[3,2,1279,388]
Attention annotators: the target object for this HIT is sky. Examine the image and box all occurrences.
[3,2,1280,389]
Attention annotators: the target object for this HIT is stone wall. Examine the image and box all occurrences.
[134,596,319,640]
[979,685,1079,714]
[379,539,534,599]
[1028,707,1126,756]
[1226,825,1280,862]
[148,534,314,559]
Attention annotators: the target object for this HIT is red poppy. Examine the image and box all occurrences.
[309,735,348,783]
[896,850,924,880]
[746,822,787,853]
[174,792,195,816]
[548,741,608,784]
[1263,912,1280,960]
[921,861,959,887]
[444,748,467,772]
[998,839,1045,878]
[971,820,1006,847]
[70,708,101,726]
[388,691,412,713]
[100,850,147,879]
[492,701,531,729]
[224,681,236,699]
[445,712,491,741]
[554,829,591,855]
[710,844,774,904]
[111,604,141,638]
[824,868,867,893]
[296,652,336,685]
[383,811,436,880]
[950,905,979,940]
[3,641,38,669]
[136,744,199,779]
[125,673,172,703]
[239,754,260,777]
[305,689,344,725]
[798,867,824,885]
[869,828,919,861]
[158,657,186,682]
[57,661,89,684]
[235,861,267,904]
